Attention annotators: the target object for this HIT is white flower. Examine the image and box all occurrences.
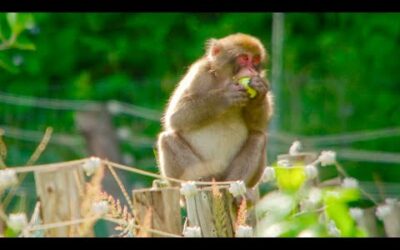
[277,159,291,167]
[8,213,28,232]
[349,208,364,221]
[289,140,302,155]
[376,204,392,220]
[301,188,322,210]
[107,100,122,114]
[82,157,102,176]
[235,225,253,237]
[342,177,358,189]
[304,164,318,179]
[308,188,322,204]
[256,192,294,220]
[263,224,284,237]
[183,226,201,237]
[298,229,316,237]
[327,220,341,237]
[318,150,336,166]
[0,169,18,190]
[385,198,398,206]
[262,167,276,183]
[228,181,246,197]
[180,181,197,197]
[91,201,109,215]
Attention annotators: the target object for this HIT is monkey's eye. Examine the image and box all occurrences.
[237,54,249,65]
[252,55,261,65]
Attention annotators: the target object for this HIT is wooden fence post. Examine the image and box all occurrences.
[381,200,400,237]
[132,187,182,237]
[75,105,130,194]
[75,105,130,236]
[359,207,379,237]
[183,185,239,237]
[34,165,87,237]
[277,152,318,166]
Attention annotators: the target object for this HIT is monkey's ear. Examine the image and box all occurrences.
[206,38,222,61]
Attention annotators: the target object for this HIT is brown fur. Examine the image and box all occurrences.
[157,33,273,188]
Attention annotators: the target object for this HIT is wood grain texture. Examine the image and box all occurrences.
[132,187,182,237]
[184,187,238,237]
[34,165,85,237]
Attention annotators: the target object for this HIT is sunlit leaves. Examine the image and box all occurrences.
[323,187,366,237]
[6,13,35,37]
[274,162,307,193]
[0,13,36,73]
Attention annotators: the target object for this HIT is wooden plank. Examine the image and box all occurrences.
[132,187,182,237]
[382,202,400,237]
[184,186,239,237]
[34,165,86,237]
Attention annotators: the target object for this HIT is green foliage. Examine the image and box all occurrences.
[0,14,399,236]
[323,187,364,237]
[0,13,36,73]
[257,156,368,237]
[274,164,306,193]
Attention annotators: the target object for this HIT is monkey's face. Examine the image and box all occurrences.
[207,33,267,78]
[234,53,262,78]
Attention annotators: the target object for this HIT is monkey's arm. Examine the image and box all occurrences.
[167,89,227,131]
[167,83,248,131]
[242,76,271,132]
[243,97,270,132]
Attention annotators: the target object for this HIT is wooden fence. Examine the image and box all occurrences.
[0,157,399,237]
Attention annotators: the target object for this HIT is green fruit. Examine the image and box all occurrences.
[238,77,257,98]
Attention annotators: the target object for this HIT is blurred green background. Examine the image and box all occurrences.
[1,13,400,214]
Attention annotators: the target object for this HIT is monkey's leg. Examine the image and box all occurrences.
[222,131,266,187]
[157,131,206,185]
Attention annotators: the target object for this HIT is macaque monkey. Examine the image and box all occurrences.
[157,33,273,188]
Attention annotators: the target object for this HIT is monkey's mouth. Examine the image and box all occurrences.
[235,66,258,79]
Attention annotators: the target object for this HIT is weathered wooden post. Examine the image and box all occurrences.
[75,104,130,236]
[132,187,182,237]
[34,164,86,237]
[0,205,4,236]
[357,207,379,237]
[277,152,318,166]
[182,183,247,237]
[377,199,400,237]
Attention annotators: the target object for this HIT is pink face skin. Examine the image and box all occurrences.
[236,53,261,77]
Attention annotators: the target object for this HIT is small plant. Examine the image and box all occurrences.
[255,141,368,237]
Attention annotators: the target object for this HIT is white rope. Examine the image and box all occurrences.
[335,148,400,164]
[0,125,154,148]
[2,91,400,143]
[0,91,161,121]
[268,127,400,145]
[3,124,400,164]
[1,124,82,146]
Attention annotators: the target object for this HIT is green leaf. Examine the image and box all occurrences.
[275,164,307,193]
[12,42,36,51]
[0,59,19,74]
[323,188,361,237]
[6,13,35,38]
[4,227,19,238]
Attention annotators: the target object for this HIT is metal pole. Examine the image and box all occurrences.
[269,13,285,160]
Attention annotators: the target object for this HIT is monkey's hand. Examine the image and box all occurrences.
[248,76,269,103]
[224,82,250,108]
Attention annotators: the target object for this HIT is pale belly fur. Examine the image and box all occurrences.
[182,110,248,176]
